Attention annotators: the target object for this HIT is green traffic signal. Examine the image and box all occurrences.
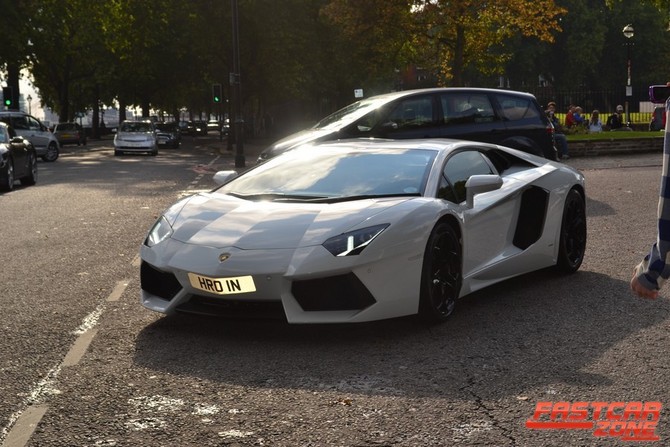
[212,83,222,104]
[2,86,12,107]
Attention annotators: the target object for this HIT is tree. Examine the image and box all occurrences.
[0,0,33,109]
[412,0,566,86]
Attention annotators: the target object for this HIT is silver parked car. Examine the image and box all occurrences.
[0,110,60,162]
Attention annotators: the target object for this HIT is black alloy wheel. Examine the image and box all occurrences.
[1,158,14,191]
[556,188,587,273]
[419,221,462,323]
[42,142,59,162]
[20,153,37,186]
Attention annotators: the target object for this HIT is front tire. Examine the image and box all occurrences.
[42,142,59,162]
[20,153,37,186]
[1,158,15,191]
[419,222,462,323]
[556,188,587,273]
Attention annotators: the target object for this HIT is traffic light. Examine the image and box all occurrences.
[2,87,13,108]
[212,83,222,103]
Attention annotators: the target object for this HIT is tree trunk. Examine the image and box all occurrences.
[452,25,465,87]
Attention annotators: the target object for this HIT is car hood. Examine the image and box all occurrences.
[166,192,412,250]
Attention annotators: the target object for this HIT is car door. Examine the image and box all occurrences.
[438,92,506,143]
[372,94,442,139]
[23,115,50,150]
[436,148,520,276]
[492,92,553,157]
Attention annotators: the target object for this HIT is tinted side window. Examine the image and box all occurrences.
[385,96,438,130]
[441,93,495,125]
[496,94,540,121]
[438,151,494,203]
[12,116,29,130]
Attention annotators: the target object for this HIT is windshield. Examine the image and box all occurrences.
[219,146,436,201]
[120,122,154,132]
[314,96,395,130]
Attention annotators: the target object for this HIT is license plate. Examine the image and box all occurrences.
[158,138,167,143]
[187,272,256,295]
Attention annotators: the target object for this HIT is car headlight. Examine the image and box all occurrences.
[145,215,173,247]
[322,224,389,257]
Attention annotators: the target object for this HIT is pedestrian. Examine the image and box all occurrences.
[573,106,586,127]
[631,92,670,299]
[588,110,603,133]
[546,101,569,159]
[606,105,625,130]
[565,104,577,128]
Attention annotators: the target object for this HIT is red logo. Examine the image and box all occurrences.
[526,401,662,441]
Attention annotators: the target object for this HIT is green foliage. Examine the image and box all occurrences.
[0,0,669,130]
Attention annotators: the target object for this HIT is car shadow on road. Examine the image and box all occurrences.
[133,268,668,401]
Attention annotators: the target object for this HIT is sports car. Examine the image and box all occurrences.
[140,139,586,324]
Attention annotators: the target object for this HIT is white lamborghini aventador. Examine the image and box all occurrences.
[140,139,586,324]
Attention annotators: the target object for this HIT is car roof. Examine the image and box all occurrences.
[364,87,538,102]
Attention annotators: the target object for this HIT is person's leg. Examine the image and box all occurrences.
[555,133,569,158]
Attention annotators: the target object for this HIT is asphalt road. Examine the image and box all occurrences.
[1,139,669,446]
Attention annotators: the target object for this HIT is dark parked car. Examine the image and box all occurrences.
[191,120,207,136]
[0,121,37,191]
[155,122,181,148]
[53,122,86,146]
[258,87,558,162]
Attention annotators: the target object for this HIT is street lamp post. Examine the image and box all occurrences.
[231,0,245,168]
[623,24,634,126]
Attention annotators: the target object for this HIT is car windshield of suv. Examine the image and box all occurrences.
[219,147,436,200]
[120,122,154,132]
[314,97,393,130]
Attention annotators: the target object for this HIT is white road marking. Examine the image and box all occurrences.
[0,281,130,446]
[1,405,48,447]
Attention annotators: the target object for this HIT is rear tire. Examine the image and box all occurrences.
[419,222,462,323]
[556,188,586,273]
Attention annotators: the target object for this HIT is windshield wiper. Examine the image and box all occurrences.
[311,193,421,203]
[227,192,328,202]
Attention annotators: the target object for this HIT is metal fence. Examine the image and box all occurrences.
[523,84,657,124]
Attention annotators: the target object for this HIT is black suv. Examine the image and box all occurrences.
[259,88,557,161]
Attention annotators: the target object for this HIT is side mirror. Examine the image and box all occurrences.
[213,170,238,185]
[465,174,503,208]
